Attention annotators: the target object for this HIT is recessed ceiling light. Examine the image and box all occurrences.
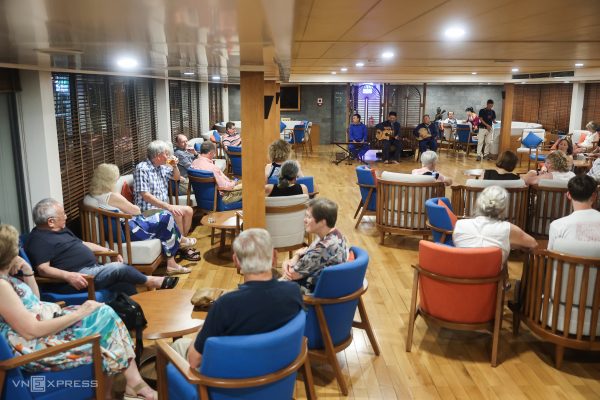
[340,67,348,72]
[331,71,337,75]
[355,62,364,67]
[511,68,519,72]
[575,63,584,67]
[444,27,466,39]
[183,71,195,76]
[381,52,394,59]
[521,82,526,84]
[564,81,570,83]
[212,76,220,80]
[116,57,138,69]
[471,72,477,75]
[487,83,491,85]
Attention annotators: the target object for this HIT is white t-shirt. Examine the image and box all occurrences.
[581,131,599,149]
[548,209,600,250]
[550,171,576,181]
[453,216,511,263]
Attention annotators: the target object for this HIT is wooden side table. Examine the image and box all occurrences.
[201,210,241,258]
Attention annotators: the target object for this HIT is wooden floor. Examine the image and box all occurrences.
[169,145,600,400]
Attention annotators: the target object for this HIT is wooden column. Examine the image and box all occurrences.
[241,71,266,228]
[264,80,279,142]
[499,83,514,154]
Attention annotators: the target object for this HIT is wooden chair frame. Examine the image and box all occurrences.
[450,185,528,230]
[376,179,445,244]
[225,148,242,178]
[304,280,380,396]
[513,248,600,369]
[454,126,477,157]
[425,221,454,244]
[406,264,505,366]
[526,184,572,238]
[79,202,162,275]
[354,182,376,228]
[155,337,316,400]
[290,125,309,157]
[0,334,105,400]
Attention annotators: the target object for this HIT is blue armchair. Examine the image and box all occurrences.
[354,165,377,228]
[289,125,308,156]
[210,131,223,158]
[455,124,477,156]
[155,311,316,400]
[0,334,105,400]
[424,197,455,246]
[303,246,380,395]
[225,146,242,177]
[187,168,242,213]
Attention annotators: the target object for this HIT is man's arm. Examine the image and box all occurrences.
[36,262,88,290]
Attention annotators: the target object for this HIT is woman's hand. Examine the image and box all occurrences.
[9,256,34,276]
[77,300,103,318]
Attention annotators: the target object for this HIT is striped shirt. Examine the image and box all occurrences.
[133,159,173,211]
[222,132,242,149]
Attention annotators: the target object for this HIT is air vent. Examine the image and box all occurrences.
[512,70,575,80]
[550,71,574,78]
[530,72,550,79]
[513,73,529,80]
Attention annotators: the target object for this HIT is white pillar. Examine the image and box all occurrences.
[18,70,62,226]
[222,85,229,122]
[569,82,585,132]
[200,82,209,132]
[155,79,172,143]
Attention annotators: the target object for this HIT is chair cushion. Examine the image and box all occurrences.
[537,179,568,188]
[438,199,457,228]
[266,195,308,249]
[380,171,435,183]
[188,137,204,151]
[578,132,587,144]
[121,181,134,202]
[113,174,134,194]
[521,131,544,148]
[109,239,162,265]
[466,178,526,188]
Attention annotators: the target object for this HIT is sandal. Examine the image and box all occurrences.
[125,382,157,400]
[167,264,191,275]
[159,276,179,289]
[180,237,197,248]
[179,247,201,261]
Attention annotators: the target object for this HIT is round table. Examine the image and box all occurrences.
[463,168,484,179]
[131,289,204,340]
[200,210,241,258]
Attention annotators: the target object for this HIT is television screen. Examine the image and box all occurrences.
[280,86,300,111]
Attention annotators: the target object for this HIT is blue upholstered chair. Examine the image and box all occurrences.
[267,176,318,197]
[155,311,315,400]
[225,145,242,177]
[0,333,105,400]
[279,121,286,133]
[303,246,380,396]
[455,124,477,156]
[424,197,455,246]
[210,131,223,158]
[354,165,377,228]
[289,125,308,156]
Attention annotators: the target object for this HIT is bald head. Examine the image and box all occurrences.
[175,134,188,150]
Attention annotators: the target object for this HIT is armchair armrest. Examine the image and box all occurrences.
[302,280,368,305]
[156,339,203,385]
[35,274,96,301]
[217,186,237,192]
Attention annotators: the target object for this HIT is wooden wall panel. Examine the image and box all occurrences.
[513,84,572,132]
[583,83,600,129]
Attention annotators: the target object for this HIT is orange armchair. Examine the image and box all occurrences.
[406,241,505,366]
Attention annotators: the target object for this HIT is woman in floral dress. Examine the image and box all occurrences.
[0,224,156,399]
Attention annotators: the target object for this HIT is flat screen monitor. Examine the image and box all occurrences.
[280,85,300,111]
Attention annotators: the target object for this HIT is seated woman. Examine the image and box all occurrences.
[0,224,157,400]
[574,121,599,154]
[86,163,194,275]
[282,198,348,293]
[550,137,574,170]
[453,186,537,264]
[483,150,520,180]
[524,151,575,186]
[411,150,453,186]
[265,160,309,197]
[265,139,304,182]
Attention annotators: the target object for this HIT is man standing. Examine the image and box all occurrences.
[173,134,198,194]
[348,113,369,161]
[477,99,497,161]
[191,142,242,204]
[548,175,600,250]
[375,111,401,164]
[413,114,440,154]
[24,198,177,295]
[134,140,196,247]
[170,229,303,368]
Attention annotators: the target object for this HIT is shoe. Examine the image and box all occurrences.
[159,276,179,289]
[178,247,201,261]
[384,160,391,164]
[125,382,157,400]
[476,156,482,161]
[167,264,192,275]
[180,237,197,248]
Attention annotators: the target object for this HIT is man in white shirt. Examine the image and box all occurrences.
[548,175,600,250]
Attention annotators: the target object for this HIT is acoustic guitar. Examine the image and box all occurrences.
[375,126,394,141]
[416,127,432,141]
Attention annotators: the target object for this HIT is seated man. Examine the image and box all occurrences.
[171,228,303,368]
[548,175,600,249]
[375,111,401,164]
[191,141,242,204]
[443,111,458,132]
[282,198,349,293]
[587,157,600,182]
[222,121,242,150]
[134,140,196,248]
[348,113,369,161]
[23,198,177,295]
[173,134,198,194]
[413,114,440,154]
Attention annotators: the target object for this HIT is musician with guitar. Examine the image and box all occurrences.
[375,111,401,164]
[413,114,440,154]
[348,113,369,161]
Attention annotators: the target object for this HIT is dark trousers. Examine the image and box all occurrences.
[382,138,401,161]
[418,137,437,154]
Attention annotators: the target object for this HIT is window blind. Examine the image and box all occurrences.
[583,83,600,129]
[169,80,203,141]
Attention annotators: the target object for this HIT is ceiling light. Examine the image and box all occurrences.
[340,67,348,72]
[564,81,570,83]
[212,76,220,80]
[183,71,195,76]
[331,71,337,75]
[444,27,466,39]
[355,62,364,67]
[116,57,138,69]
[487,83,491,85]
[575,63,584,67]
[511,68,519,72]
[471,72,477,75]
[521,82,526,84]
[382,52,394,59]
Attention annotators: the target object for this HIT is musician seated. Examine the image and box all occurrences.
[411,151,452,186]
[375,111,401,164]
[348,113,369,161]
[413,114,440,154]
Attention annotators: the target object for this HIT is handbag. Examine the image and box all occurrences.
[190,288,232,310]
[107,293,147,365]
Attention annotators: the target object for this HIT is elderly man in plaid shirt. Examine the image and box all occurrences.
[134,140,197,248]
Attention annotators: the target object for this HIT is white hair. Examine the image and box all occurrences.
[147,140,169,160]
[32,198,61,225]
[475,186,508,219]
[232,228,273,274]
[420,150,438,168]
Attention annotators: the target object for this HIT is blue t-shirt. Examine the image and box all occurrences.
[24,227,97,272]
[194,279,303,354]
[478,108,496,128]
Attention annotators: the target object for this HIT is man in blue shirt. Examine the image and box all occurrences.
[348,113,369,161]
[173,134,198,194]
[171,228,303,368]
[477,99,497,161]
[413,114,441,154]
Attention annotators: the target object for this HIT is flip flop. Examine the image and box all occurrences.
[167,264,191,275]
[159,276,179,289]
[125,382,157,400]
[180,237,197,248]
[179,247,201,261]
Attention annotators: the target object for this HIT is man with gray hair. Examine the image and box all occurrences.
[411,150,453,186]
[23,198,178,295]
[171,228,303,369]
[134,140,197,251]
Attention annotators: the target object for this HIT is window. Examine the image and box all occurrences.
[169,80,203,141]
[209,83,223,126]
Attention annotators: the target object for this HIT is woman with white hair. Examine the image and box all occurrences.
[411,150,453,186]
[523,151,575,186]
[453,186,537,263]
